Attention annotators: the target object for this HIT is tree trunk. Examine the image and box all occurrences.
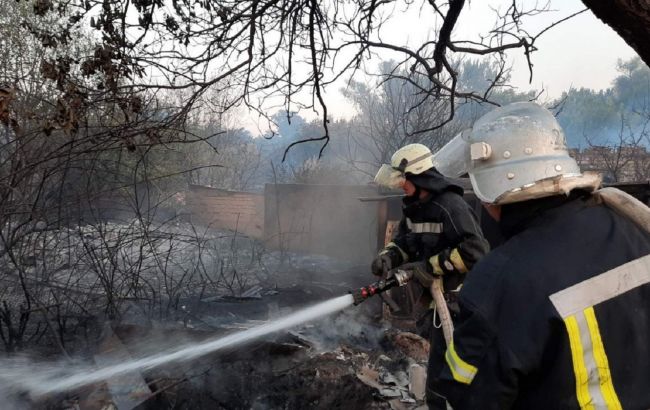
[582,0,650,66]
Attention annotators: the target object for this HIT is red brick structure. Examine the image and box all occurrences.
[569,146,650,183]
[185,185,264,238]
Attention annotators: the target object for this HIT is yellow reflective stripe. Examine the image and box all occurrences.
[584,307,622,410]
[385,242,409,262]
[449,248,468,273]
[429,254,443,275]
[444,341,477,385]
[565,308,621,410]
[565,315,593,410]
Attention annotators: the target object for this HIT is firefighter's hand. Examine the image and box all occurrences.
[399,261,435,288]
[371,253,393,276]
[372,246,406,276]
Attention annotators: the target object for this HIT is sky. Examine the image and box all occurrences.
[485,1,638,97]
[245,0,639,135]
[382,0,636,98]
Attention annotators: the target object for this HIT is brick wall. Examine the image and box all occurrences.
[185,183,389,263]
[186,185,264,238]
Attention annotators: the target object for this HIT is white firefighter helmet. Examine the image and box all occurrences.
[433,102,600,204]
[374,143,435,188]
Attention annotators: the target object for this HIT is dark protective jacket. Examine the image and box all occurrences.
[430,191,650,409]
[388,169,489,291]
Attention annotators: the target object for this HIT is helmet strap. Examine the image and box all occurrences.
[394,152,432,173]
[396,158,408,173]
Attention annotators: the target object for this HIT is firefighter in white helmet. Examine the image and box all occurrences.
[372,142,489,288]
[373,142,490,408]
[428,102,650,409]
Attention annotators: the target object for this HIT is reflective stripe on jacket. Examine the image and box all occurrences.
[392,190,489,289]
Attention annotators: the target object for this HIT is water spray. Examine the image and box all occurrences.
[0,295,356,398]
[0,270,417,400]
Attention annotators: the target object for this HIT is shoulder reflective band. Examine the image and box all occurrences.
[549,253,650,318]
[406,218,443,234]
[547,254,650,410]
[444,341,478,385]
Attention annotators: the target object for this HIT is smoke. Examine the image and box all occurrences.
[0,295,354,399]
[295,304,386,352]
[0,355,92,408]
[0,173,395,408]
[265,183,380,265]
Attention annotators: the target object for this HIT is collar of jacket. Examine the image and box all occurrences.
[401,189,435,216]
[406,168,464,196]
[499,190,592,238]
[401,168,464,211]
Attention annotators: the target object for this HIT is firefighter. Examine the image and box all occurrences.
[372,142,490,406]
[424,102,650,409]
[372,143,489,289]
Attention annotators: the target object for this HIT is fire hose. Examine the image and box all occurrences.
[430,277,453,346]
[351,269,454,346]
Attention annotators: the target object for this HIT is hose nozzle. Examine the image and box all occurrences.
[351,269,414,306]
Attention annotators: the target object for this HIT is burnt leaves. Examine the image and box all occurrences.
[164,15,179,32]
[0,86,20,132]
[40,57,73,91]
[32,0,53,16]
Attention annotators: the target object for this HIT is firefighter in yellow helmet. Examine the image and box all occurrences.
[428,102,650,409]
[372,143,490,409]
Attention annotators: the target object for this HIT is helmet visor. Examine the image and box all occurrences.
[432,129,472,178]
[374,164,404,189]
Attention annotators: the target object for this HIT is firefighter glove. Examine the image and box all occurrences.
[371,247,401,276]
[430,248,469,276]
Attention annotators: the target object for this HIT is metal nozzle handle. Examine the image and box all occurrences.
[393,269,414,286]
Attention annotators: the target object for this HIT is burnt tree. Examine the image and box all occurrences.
[11,0,589,157]
[582,0,650,67]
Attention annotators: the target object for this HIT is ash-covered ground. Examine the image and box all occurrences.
[0,219,430,410]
